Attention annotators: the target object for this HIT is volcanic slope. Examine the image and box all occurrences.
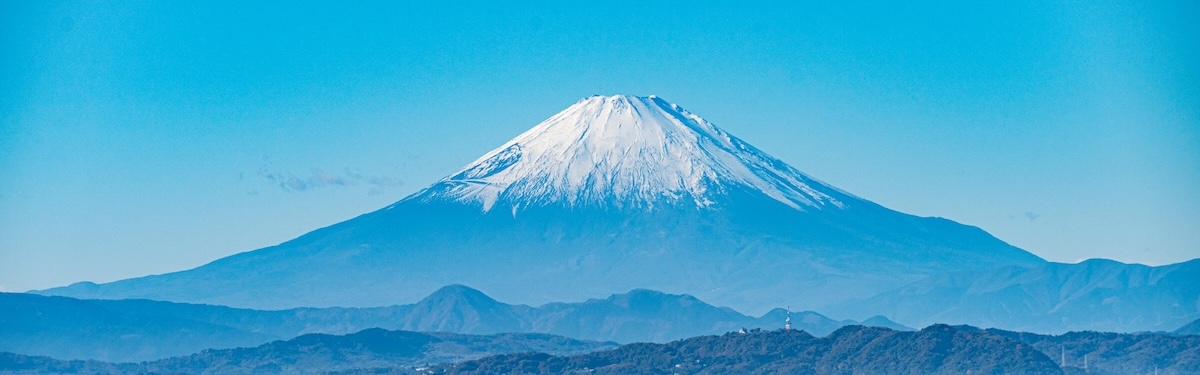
[40,95,1044,313]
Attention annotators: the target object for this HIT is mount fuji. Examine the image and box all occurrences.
[39,95,1044,314]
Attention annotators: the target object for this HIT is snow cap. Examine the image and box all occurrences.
[412,95,849,212]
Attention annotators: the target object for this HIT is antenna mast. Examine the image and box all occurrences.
[784,306,792,331]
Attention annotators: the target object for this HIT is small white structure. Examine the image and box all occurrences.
[785,306,792,331]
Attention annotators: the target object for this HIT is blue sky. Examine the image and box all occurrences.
[1,0,1197,292]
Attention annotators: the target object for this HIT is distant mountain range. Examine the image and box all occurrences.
[0,329,616,375]
[439,325,1064,375]
[5,325,1195,375]
[443,325,1200,375]
[831,258,1200,333]
[1177,318,1200,335]
[0,286,906,362]
[0,293,272,363]
[989,328,1200,375]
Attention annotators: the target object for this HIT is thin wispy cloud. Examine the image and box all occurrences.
[255,167,402,195]
[1007,211,1043,223]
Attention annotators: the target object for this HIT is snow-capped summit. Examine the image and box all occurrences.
[411,95,848,212]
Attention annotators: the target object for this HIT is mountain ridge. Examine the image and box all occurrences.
[0,329,618,375]
[1177,318,1200,335]
[1,286,907,362]
[7,325,1195,375]
[831,257,1200,333]
[438,325,1065,375]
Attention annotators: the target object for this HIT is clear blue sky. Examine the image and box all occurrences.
[2,1,1197,292]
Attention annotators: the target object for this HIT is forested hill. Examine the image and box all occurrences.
[437,325,1062,375]
[990,328,1200,375]
[5,325,1195,374]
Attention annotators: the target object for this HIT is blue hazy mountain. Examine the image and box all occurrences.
[1,286,904,362]
[438,325,1064,375]
[989,328,1200,374]
[532,288,761,343]
[831,258,1200,333]
[0,293,271,362]
[1177,318,1200,335]
[442,327,1199,375]
[37,95,1042,315]
[8,326,1195,375]
[0,329,617,375]
[140,329,615,375]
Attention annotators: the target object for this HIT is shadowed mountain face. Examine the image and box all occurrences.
[0,286,907,362]
[1177,318,1200,335]
[439,325,1064,375]
[37,95,1042,314]
[831,258,1200,333]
